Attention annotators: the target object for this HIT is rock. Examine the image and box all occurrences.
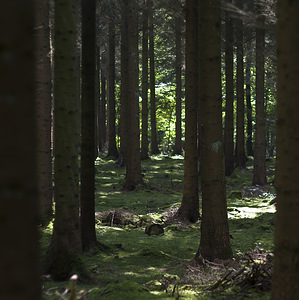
[145,223,164,236]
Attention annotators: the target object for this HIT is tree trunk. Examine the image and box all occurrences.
[224,0,234,176]
[149,0,159,154]
[45,0,83,280]
[173,15,183,155]
[81,0,98,252]
[176,0,199,223]
[119,0,129,167]
[141,0,150,160]
[107,19,119,159]
[272,2,299,297]
[252,3,266,185]
[0,2,41,298]
[99,55,107,153]
[124,0,143,190]
[35,0,53,226]
[245,45,254,157]
[235,2,247,169]
[196,0,232,261]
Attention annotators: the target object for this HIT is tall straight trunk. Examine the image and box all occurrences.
[0,2,41,298]
[224,0,234,176]
[149,0,159,154]
[35,0,53,225]
[107,19,119,159]
[176,0,199,223]
[245,45,254,157]
[252,4,266,185]
[141,0,149,160]
[196,0,232,261]
[45,0,83,280]
[81,0,97,252]
[124,0,143,190]
[119,0,129,167]
[99,56,107,153]
[272,1,299,298]
[235,7,246,169]
[173,15,183,155]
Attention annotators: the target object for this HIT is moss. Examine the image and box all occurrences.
[44,250,89,282]
[102,280,152,299]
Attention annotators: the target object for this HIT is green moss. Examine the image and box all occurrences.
[102,280,152,299]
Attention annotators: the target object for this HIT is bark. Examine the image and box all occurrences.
[176,0,199,223]
[224,0,234,176]
[119,0,129,166]
[245,46,254,157]
[252,4,266,186]
[124,0,143,190]
[173,15,183,155]
[35,0,53,226]
[81,0,98,252]
[45,0,83,280]
[235,2,247,169]
[99,55,107,153]
[272,2,299,297]
[149,0,159,154]
[197,0,232,260]
[0,2,41,298]
[107,19,119,159]
[141,0,150,160]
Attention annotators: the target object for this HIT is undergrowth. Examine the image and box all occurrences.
[41,155,276,299]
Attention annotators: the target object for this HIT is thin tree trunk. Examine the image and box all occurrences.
[141,0,150,160]
[149,0,159,154]
[235,4,247,169]
[124,0,143,190]
[196,0,232,261]
[81,0,98,252]
[173,15,183,155]
[176,0,199,223]
[119,0,129,167]
[245,45,254,157]
[272,1,299,298]
[224,0,234,176]
[99,55,107,153]
[107,19,119,159]
[45,0,83,280]
[252,3,266,185]
[0,2,41,298]
[35,0,53,225]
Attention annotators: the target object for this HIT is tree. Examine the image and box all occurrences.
[235,0,247,169]
[173,14,183,155]
[272,0,299,298]
[98,54,107,153]
[35,0,53,226]
[196,0,232,260]
[141,0,150,160]
[119,0,129,167]
[45,0,83,280]
[223,0,235,176]
[107,10,119,159]
[0,1,41,298]
[245,43,254,157]
[123,0,143,190]
[252,1,266,185]
[176,0,199,223]
[149,0,160,155]
[81,0,98,252]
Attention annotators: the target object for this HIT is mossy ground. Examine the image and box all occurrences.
[42,155,275,299]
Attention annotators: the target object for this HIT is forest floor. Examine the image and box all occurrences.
[41,155,276,299]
